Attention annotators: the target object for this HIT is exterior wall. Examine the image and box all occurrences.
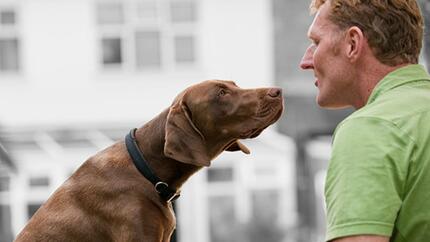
[201,0,273,85]
[0,0,274,127]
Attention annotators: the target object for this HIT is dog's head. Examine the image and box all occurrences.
[164,80,284,166]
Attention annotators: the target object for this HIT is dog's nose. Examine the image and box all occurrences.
[268,88,282,98]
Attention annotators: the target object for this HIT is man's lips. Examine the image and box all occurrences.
[314,79,319,87]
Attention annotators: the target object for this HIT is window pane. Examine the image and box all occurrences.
[29,177,50,188]
[9,139,41,151]
[135,31,161,68]
[55,138,94,149]
[0,205,13,242]
[207,167,233,182]
[174,35,195,63]
[0,10,15,25]
[52,130,95,149]
[99,128,129,142]
[137,1,157,20]
[97,3,124,25]
[102,38,122,64]
[249,190,285,242]
[170,1,196,22]
[209,196,243,242]
[0,38,19,71]
[27,203,42,220]
[0,176,9,192]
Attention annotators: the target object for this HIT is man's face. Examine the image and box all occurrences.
[300,2,355,109]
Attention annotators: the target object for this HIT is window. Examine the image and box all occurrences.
[137,1,158,20]
[0,205,13,242]
[96,0,198,71]
[27,203,42,220]
[207,164,243,242]
[99,127,129,142]
[97,2,124,25]
[0,176,9,192]
[170,1,196,23]
[50,130,96,149]
[248,190,285,242]
[0,38,19,71]
[0,8,20,72]
[0,10,15,25]
[209,196,242,242]
[135,31,161,68]
[205,159,291,242]
[29,177,50,188]
[174,35,195,63]
[207,167,234,182]
[102,38,122,64]
[97,2,124,67]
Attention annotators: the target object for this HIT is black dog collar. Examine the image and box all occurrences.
[125,128,180,203]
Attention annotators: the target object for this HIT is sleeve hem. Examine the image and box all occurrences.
[326,222,393,241]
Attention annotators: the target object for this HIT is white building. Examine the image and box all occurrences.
[0,0,297,241]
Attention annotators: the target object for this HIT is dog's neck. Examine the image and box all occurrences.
[133,109,202,192]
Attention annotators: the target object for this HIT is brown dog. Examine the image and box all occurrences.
[14,80,284,242]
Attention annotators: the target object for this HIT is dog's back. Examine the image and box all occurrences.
[15,143,176,242]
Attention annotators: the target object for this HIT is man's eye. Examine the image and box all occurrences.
[309,43,317,51]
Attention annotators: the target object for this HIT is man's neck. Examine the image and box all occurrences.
[354,58,410,109]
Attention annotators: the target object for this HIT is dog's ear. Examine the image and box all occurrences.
[226,140,250,154]
[164,100,211,167]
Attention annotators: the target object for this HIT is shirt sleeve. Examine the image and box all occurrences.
[325,117,414,241]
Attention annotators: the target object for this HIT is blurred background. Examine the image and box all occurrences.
[0,0,429,242]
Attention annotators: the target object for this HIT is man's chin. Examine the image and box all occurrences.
[317,97,351,110]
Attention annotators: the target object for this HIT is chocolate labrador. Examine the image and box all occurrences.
[14,80,284,242]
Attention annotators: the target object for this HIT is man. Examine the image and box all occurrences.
[300,0,430,242]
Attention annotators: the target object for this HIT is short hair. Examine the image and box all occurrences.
[310,0,424,66]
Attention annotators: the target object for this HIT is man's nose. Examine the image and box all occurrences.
[300,46,314,70]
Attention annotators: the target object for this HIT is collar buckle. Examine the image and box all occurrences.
[155,181,181,203]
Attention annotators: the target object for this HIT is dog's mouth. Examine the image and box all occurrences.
[240,128,262,139]
[258,100,283,121]
[240,104,283,139]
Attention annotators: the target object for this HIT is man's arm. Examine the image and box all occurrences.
[333,235,389,242]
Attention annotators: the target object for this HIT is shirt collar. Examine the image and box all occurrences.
[367,64,430,105]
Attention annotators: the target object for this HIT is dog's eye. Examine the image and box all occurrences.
[218,89,226,97]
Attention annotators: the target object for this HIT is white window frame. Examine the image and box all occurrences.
[96,0,199,73]
[0,173,13,242]
[0,5,21,75]
[204,153,294,242]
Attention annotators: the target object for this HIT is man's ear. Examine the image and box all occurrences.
[346,26,365,62]
[164,100,211,167]
[226,140,250,154]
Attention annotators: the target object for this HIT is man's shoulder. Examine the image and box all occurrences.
[332,83,430,153]
[341,82,430,130]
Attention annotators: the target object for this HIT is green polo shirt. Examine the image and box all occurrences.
[325,64,430,242]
